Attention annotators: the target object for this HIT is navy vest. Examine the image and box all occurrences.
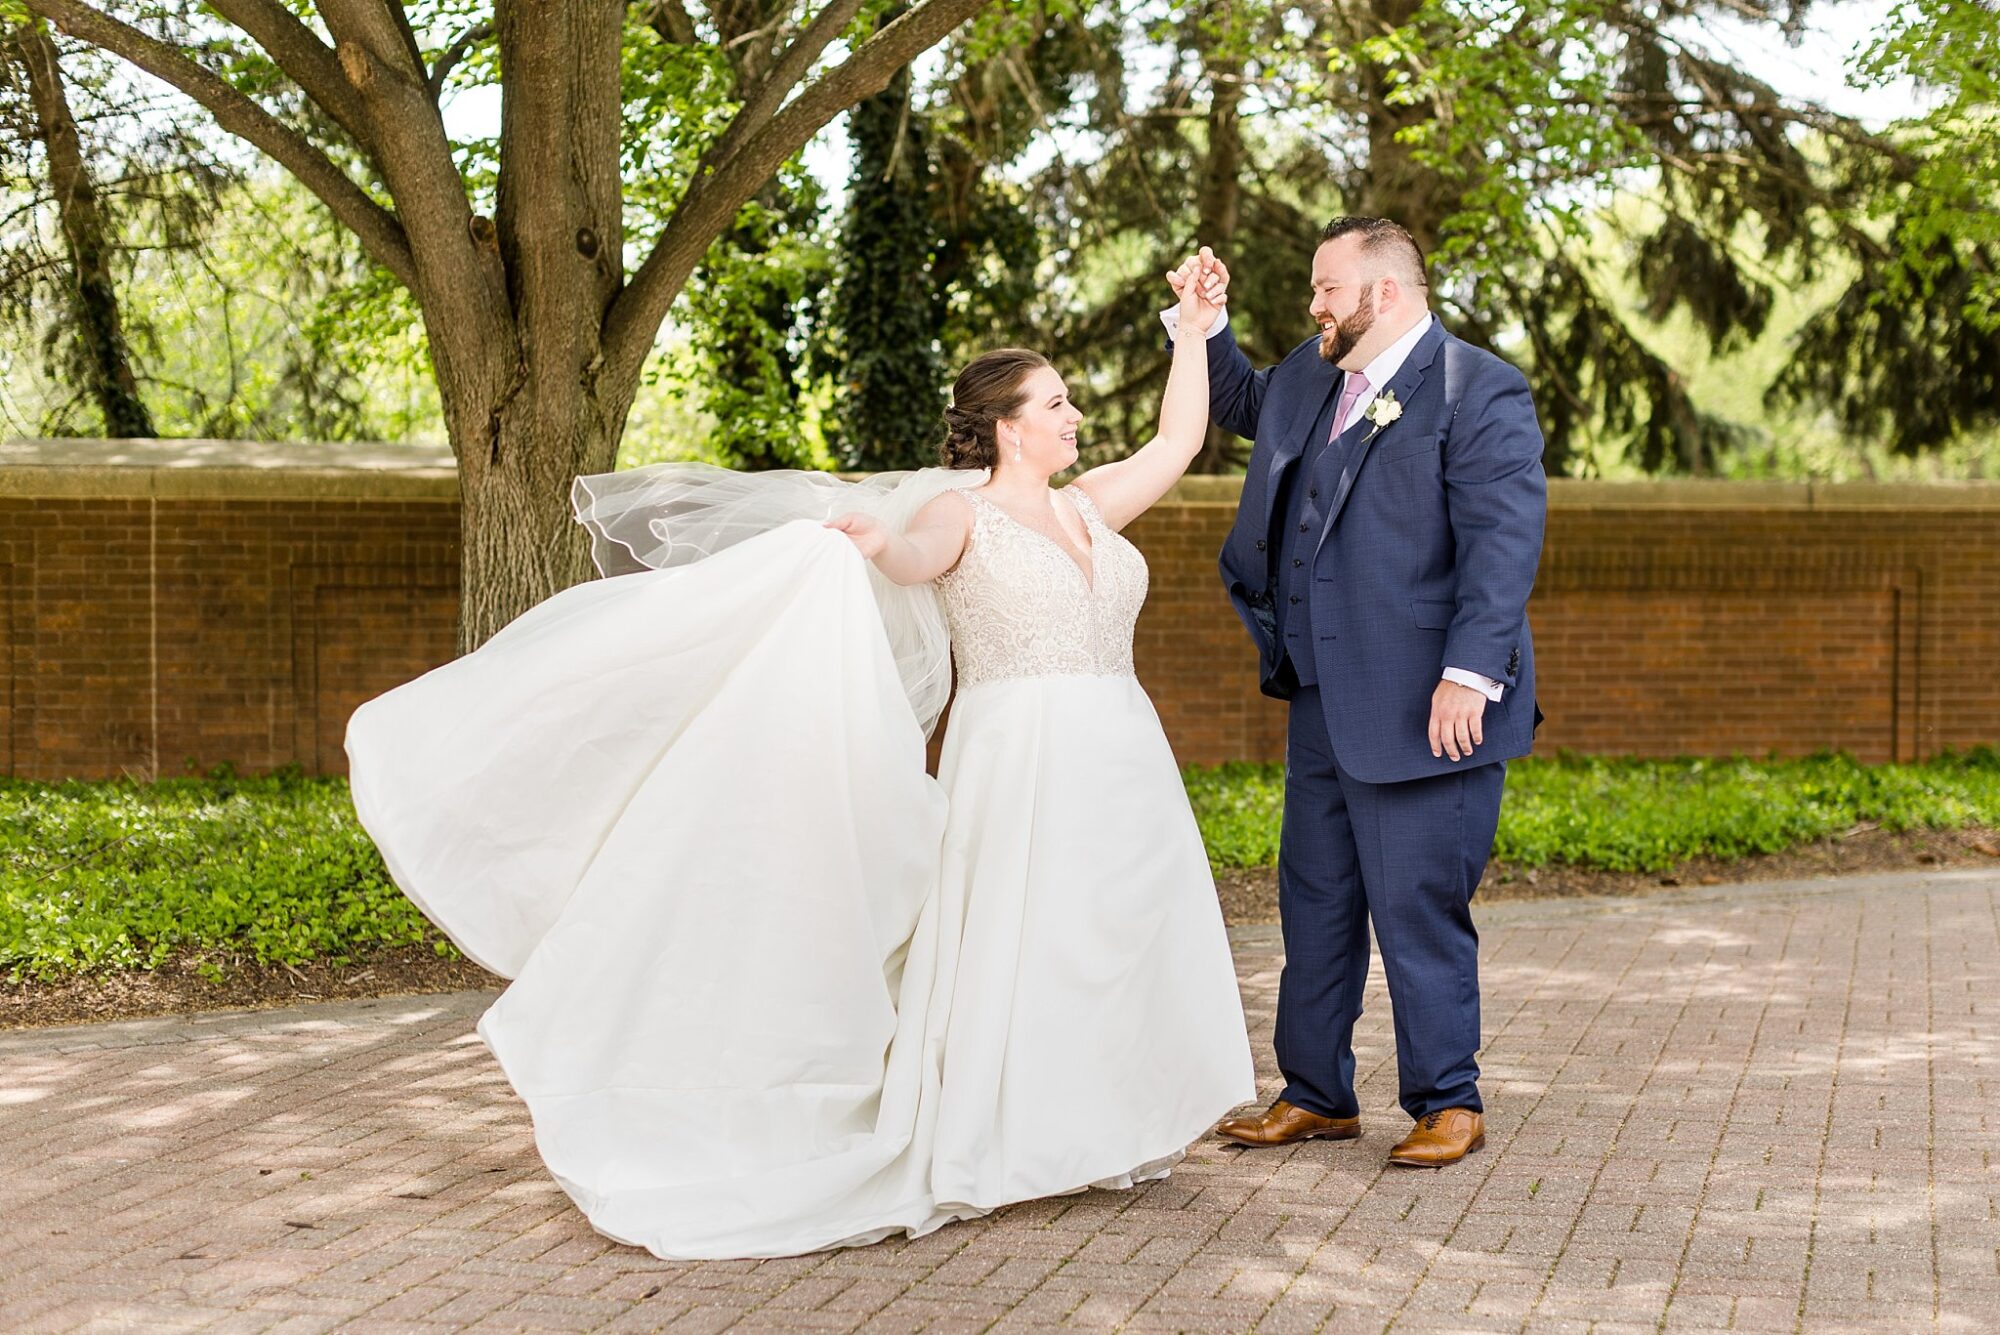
[1273,382,1359,687]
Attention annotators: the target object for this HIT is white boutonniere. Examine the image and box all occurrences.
[1361,390,1402,441]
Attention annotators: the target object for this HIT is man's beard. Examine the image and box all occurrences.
[1318,283,1377,364]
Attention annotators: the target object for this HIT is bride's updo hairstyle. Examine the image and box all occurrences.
[940,348,1052,469]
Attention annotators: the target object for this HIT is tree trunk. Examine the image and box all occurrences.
[429,2,626,652]
[1356,0,1443,256]
[450,385,616,653]
[10,18,155,437]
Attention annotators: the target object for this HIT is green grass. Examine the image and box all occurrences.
[1184,750,2000,875]
[4,753,1996,982]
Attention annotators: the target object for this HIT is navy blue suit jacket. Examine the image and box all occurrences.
[1204,318,1548,784]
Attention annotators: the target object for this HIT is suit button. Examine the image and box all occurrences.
[1254,540,1267,551]
[1298,523,1308,532]
[1309,488,1319,499]
[1289,595,1301,605]
[1292,558,1303,568]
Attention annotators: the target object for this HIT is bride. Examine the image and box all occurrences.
[345,254,1253,1259]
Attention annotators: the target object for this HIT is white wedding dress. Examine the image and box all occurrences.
[345,467,1254,1260]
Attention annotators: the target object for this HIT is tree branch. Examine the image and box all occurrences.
[205,0,373,151]
[428,19,494,100]
[385,1,429,86]
[1657,145,1895,262]
[315,0,427,87]
[21,0,416,288]
[603,0,991,392]
[704,0,866,178]
[313,0,515,402]
[636,0,699,46]
[1602,93,1921,175]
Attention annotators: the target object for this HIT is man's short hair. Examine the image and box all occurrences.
[1317,217,1429,290]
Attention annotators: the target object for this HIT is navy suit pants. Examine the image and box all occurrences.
[1276,683,1504,1120]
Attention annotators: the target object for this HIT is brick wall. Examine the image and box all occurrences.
[1133,478,2000,766]
[0,441,459,781]
[2,443,1995,780]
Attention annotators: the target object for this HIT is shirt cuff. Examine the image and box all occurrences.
[1443,667,1505,701]
[1159,306,1230,342]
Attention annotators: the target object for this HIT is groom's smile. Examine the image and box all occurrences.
[1316,295,1376,367]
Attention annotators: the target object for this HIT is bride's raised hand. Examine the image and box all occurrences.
[1176,247,1228,333]
[824,512,889,559]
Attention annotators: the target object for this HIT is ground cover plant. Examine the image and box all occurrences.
[0,769,429,982]
[4,752,1997,983]
[1185,750,2000,875]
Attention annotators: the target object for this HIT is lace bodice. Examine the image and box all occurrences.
[935,486,1148,688]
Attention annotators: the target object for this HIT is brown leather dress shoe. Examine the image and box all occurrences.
[1387,1108,1485,1166]
[1215,1100,1360,1147]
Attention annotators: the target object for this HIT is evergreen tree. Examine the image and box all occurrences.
[829,9,946,472]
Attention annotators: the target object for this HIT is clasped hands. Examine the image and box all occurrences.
[1165,246,1229,333]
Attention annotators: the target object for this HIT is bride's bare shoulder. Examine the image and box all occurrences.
[914,489,977,530]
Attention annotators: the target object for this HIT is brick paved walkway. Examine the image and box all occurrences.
[3,869,1998,1333]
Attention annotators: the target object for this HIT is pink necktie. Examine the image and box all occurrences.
[1331,371,1371,441]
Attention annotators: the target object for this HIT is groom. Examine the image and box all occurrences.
[1167,218,1546,1166]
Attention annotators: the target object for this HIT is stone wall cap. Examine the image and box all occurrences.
[1543,478,2000,509]
[2,437,455,469]
[1157,475,2000,509]
[5,442,1995,510]
[0,438,457,499]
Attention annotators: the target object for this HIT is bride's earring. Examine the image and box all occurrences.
[1010,432,1022,464]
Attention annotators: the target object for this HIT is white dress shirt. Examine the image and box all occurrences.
[1334,313,1432,433]
[1161,304,1506,702]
